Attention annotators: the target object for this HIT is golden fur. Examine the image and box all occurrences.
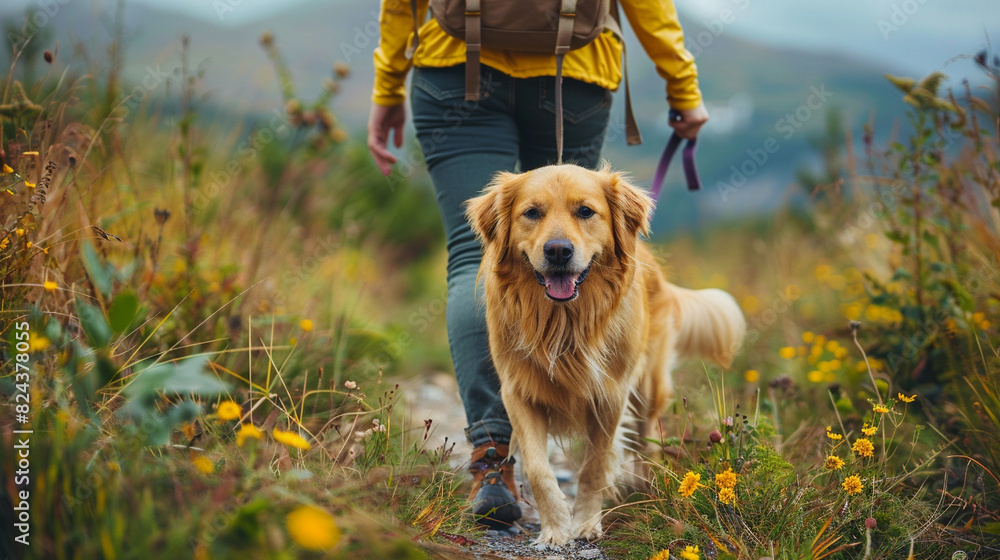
[465,164,746,545]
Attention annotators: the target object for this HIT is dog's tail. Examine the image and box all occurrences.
[670,286,746,367]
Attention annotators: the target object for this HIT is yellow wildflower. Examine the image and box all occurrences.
[898,393,916,403]
[718,486,736,505]
[273,427,311,450]
[15,228,25,237]
[286,505,341,551]
[300,318,314,332]
[649,551,670,560]
[715,468,737,489]
[2,164,12,174]
[842,475,863,495]
[43,280,57,291]
[237,423,263,447]
[216,400,241,421]
[852,438,875,458]
[814,264,832,281]
[25,181,35,189]
[802,331,815,343]
[779,346,797,359]
[808,370,823,383]
[873,404,890,414]
[678,471,701,497]
[744,369,759,383]
[826,427,843,441]
[28,334,50,352]
[679,545,701,560]
[825,455,845,470]
[192,454,214,474]
[861,423,877,437]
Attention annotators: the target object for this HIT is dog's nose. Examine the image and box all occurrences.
[543,239,574,266]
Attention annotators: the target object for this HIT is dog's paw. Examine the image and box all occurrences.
[573,517,603,541]
[533,526,572,548]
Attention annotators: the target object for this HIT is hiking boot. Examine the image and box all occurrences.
[469,443,521,529]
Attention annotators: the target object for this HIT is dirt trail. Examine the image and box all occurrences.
[403,373,612,560]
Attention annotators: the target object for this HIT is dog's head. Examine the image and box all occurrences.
[465,163,653,302]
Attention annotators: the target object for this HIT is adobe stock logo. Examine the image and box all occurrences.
[685,0,752,58]
[877,0,932,41]
[717,84,834,201]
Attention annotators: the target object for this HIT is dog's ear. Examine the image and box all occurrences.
[604,168,653,262]
[465,171,518,256]
[466,184,500,244]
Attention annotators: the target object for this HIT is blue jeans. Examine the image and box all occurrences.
[410,64,612,448]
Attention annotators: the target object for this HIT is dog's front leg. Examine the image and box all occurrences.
[502,390,572,546]
[572,403,622,540]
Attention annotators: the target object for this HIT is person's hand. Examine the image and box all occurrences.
[669,102,709,139]
[367,102,406,176]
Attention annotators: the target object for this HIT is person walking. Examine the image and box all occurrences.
[367,0,708,529]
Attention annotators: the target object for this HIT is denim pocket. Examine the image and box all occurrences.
[413,67,468,102]
[538,77,611,125]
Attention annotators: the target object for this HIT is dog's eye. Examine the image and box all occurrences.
[523,208,540,220]
[577,206,595,219]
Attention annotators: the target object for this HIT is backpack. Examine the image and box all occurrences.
[405,0,642,163]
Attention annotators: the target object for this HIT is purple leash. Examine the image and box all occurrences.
[650,110,702,200]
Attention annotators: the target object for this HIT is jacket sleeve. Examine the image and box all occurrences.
[372,0,428,106]
[619,0,702,110]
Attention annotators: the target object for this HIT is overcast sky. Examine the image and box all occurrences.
[5,0,998,75]
[674,0,998,75]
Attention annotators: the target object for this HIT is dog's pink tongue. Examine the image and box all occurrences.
[544,274,577,300]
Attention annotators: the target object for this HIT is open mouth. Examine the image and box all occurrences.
[533,265,591,302]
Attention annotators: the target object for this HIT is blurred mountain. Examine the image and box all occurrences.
[2,0,914,233]
[606,15,906,231]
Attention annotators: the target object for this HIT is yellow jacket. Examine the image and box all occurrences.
[373,0,701,110]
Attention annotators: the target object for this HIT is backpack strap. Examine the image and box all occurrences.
[554,53,565,164]
[555,0,577,54]
[405,0,421,59]
[464,0,482,100]
[607,0,642,145]
[554,0,576,164]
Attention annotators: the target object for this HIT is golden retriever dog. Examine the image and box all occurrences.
[465,163,746,545]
